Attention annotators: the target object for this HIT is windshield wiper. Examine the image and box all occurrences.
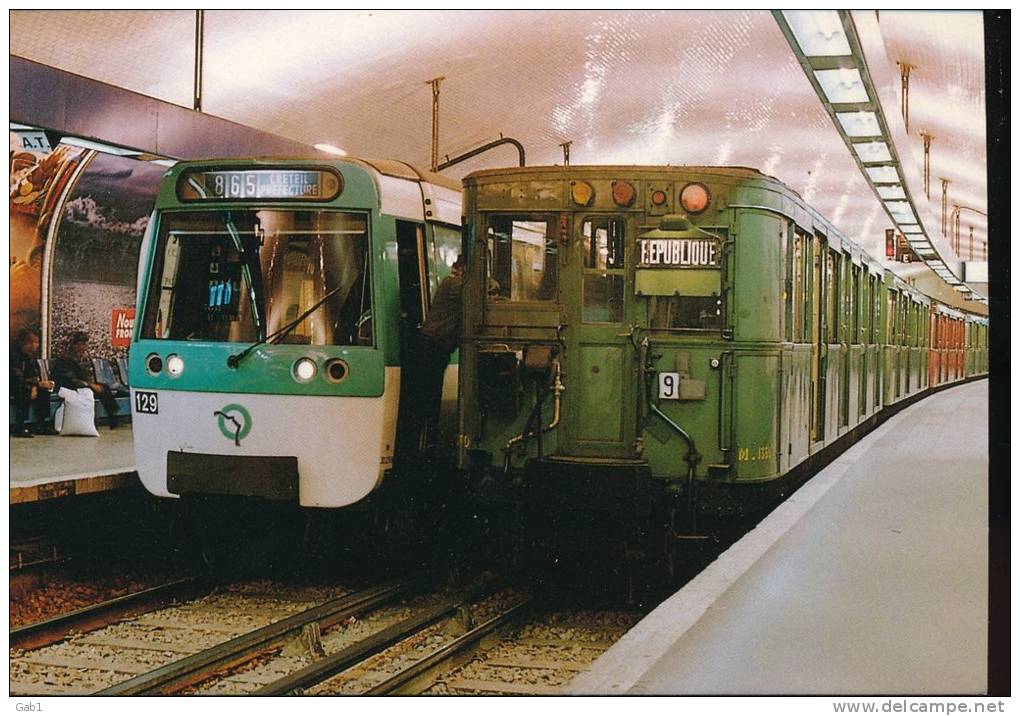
[227,285,344,368]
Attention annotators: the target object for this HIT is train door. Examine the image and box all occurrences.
[561,215,635,459]
[810,234,826,444]
[838,252,849,430]
[394,219,431,452]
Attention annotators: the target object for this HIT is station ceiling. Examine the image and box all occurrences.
[9,10,988,284]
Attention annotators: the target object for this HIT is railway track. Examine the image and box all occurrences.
[11,574,640,696]
[9,576,509,696]
[11,576,211,651]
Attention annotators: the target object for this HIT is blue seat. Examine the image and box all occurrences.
[92,358,130,397]
[117,357,130,388]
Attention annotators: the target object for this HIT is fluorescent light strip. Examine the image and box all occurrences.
[853,141,892,163]
[782,11,852,56]
[876,185,906,200]
[60,136,140,156]
[814,68,870,104]
[836,111,881,137]
[866,166,899,183]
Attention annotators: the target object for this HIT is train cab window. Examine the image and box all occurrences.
[485,214,558,302]
[141,210,371,346]
[581,218,625,323]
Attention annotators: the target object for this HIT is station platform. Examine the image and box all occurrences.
[570,380,988,695]
[10,425,139,505]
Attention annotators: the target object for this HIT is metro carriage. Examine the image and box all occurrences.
[129,158,461,508]
[455,165,988,545]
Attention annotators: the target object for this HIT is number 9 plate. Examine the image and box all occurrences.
[658,372,680,400]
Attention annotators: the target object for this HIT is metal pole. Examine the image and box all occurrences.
[940,178,950,237]
[194,10,204,112]
[968,226,974,261]
[898,62,914,132]
[428,77,444,172]
[559,140,572,166]
[921,132,932,199]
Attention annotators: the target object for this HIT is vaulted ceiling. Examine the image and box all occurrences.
[10,10,989,283]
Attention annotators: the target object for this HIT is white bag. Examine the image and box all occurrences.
[55,387,100,437]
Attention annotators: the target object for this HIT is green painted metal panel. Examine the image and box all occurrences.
[575,344,624,443]
[733,353,780,479]
[634,269,720,296]
[129,340,385,397]
[733,211,784,343]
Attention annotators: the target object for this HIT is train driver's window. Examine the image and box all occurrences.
[581,217,625,323]
[485,215,558,302]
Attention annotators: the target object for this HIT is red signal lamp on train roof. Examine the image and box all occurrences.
[611,180,636,207]
[651,189,668,206]
[680,182,710,214]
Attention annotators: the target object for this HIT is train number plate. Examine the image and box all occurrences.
[658,373,680,400]
[134,391,159,414]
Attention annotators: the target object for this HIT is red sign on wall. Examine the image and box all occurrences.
[111,307,135,348]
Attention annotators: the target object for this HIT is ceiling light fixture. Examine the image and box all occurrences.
[314,143,347,156]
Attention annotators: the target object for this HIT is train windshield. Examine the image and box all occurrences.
[141,210,372,346]
[485,214,558,302]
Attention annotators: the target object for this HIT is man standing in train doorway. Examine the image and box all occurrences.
[399,256,464,464]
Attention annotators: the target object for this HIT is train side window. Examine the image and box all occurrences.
[826,250,838,343]
[792,232,806,342]
[486,214,558,302]
[581,217,625,323]
[851,265,861,344]
[886,289,896,344]
[429,223,462,293]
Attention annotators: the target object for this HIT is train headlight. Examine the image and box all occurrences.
[680,182,711,214]
[145,353,163,375]
[166,354,184,377]
[324,358,349,383]
[293,357,317,383]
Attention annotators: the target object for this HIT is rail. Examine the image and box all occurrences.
[97,580,413,695]
[11,576,210,651]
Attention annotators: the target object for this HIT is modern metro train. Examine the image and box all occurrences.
[455,165,988,548]
[129,158,461,508]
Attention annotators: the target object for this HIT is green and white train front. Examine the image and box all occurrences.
[129,161,458,508]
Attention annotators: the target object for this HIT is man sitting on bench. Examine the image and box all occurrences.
[51,331,120,430]
[10,328,56,438]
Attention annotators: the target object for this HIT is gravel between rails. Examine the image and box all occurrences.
[303,588,529,695]
[9,580,355,696]
[420,609,643,695]
[191,589,470,694]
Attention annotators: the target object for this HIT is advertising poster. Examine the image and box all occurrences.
[49,152,164,358]
[9,139,86,335]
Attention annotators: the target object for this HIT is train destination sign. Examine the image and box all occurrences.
[178,169,342,202]
[638,238,720,268]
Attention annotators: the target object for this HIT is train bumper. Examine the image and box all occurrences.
[523,458,653,516]
[167,451,299,501]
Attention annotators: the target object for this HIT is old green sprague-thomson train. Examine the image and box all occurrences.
[457,166,987,545]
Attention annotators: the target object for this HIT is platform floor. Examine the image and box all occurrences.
[571,380,988,695]
[10,425,138,504]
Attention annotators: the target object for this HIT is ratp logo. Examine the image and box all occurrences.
[214,403,252,446]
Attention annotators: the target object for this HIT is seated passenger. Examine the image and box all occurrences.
[10,328,56,438]
[51,331,120,429]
